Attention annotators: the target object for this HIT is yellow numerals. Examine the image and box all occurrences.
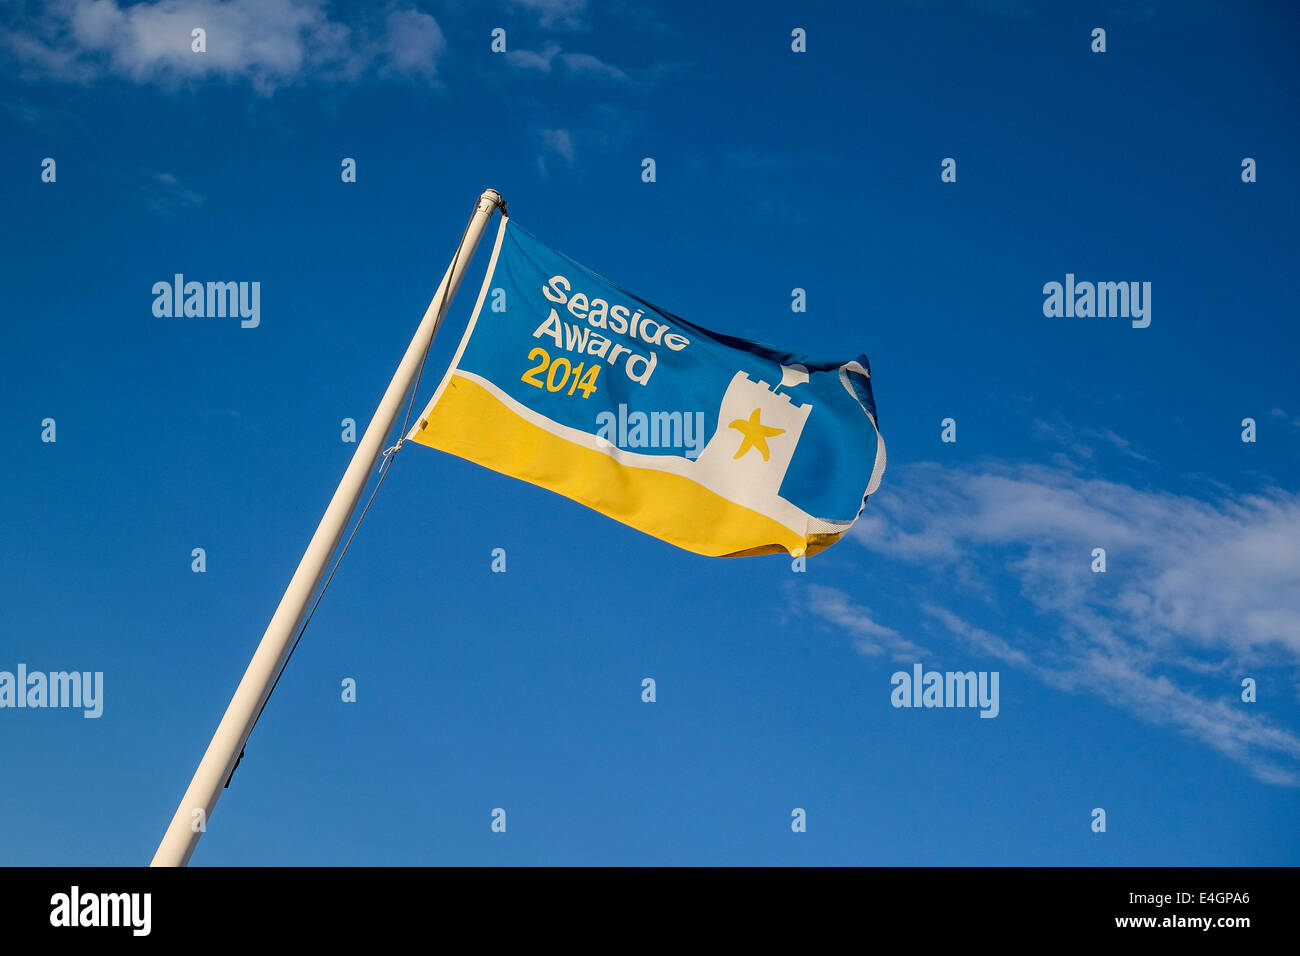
[521,347,600,398]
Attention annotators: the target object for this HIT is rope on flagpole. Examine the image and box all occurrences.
[224,194,486,788]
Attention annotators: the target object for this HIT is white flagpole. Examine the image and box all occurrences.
[151,188,504,867]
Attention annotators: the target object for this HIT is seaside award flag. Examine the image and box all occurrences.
[408,217,886,557]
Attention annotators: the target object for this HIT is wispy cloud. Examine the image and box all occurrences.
[803,583,927,660]
[1112,0,1160,22]
[558,51,627,82]
[142,170,206,215]
[965,0,1033,17]
[535,126,575,178]
[538,127,575,163]
[722,149,787,174]
[505,43,561,73]
[509,0,588,30]
[504,0,669,36]
[803,460,1300,785]
[0,0,445,93]
[1270,407,1300,430]
[504,42,666,89]
[1033,416,1152,465]
[3,96,82,134]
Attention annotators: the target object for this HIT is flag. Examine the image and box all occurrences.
[408,217,885,557]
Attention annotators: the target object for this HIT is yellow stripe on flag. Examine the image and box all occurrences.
[412,373,841,557]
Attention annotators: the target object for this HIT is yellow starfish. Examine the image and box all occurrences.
[729,408,785,461]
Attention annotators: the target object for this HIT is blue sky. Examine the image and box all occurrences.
[2,0,1298,865]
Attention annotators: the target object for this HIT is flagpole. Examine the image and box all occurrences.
[151,188,504,867]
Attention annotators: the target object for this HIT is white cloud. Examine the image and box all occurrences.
[505,42,560,73]
[1032,416,1153,464]
[378,8,445,81]
[803,584,927,660]
[811,460,1300,785]
[558,51,626,82]
[538,127,574,163]
[1113,1,1160,22]
[1,0,444,92]
[509,0,588,29]
[142,170,205,214]
[921,604,1032,668]
[535,126,576,178]
[503,42,663,90]
[1270,407,1300,429]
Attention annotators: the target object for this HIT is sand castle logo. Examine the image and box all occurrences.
[694,365,812,500]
